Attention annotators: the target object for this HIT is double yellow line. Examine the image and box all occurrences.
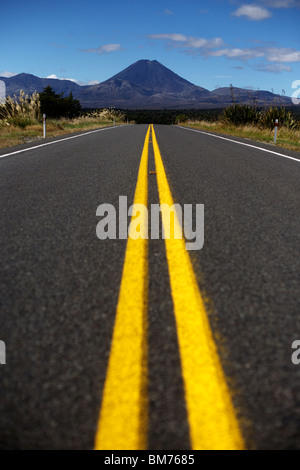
[94,125,245,450]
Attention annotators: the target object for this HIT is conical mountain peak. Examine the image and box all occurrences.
[107,59,207,94]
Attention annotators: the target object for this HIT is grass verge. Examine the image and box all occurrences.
[181,121,300,152]
[0,117,123,149]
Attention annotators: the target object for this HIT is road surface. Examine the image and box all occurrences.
[0,124,299,450]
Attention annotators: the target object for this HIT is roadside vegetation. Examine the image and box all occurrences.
[125,106,299,152]
[0,87,299,152]
[182,120,300,152]
[0,88,125,148]
[124,108,222,125]
[175,84,300,152]
[179,105,300,152]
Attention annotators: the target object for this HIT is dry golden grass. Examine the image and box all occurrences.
[0,118,122,149]
[0,93,125,149]
[0,90,41,125]
[182,121,300,152]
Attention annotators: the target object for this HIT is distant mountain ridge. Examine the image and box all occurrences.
[0,60,291,109]
[1,73,81,96]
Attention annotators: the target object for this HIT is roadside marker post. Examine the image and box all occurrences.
[274,119,278,144]
[43,114,46,139]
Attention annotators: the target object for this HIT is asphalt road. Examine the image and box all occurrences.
[0,124,299,450]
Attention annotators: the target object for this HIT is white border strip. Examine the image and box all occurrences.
[176,125,300,163]
[0,125,125,160]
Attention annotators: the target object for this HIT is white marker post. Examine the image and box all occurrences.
[43,114,46,139]
[274,119,278,144]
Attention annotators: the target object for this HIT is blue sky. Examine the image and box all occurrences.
[1,0,299,96]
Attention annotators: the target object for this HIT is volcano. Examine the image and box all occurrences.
[77,59,210,108]
[1,60,291,109]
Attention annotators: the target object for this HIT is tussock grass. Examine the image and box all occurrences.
[0,92,125,149]
[182,120,300,152]
[0,116,123,149]
[0,90,41,126]
[221,104,298,130]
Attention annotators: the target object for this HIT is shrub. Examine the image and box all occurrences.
[9,116,36,128]
[175,114,189,124]
[221,104,259,126]
[259,106,298,130]
[221,104,299,130]
[39,86,81,119]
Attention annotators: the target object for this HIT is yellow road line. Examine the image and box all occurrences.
[151,124,245,450]
[94,125,151,450]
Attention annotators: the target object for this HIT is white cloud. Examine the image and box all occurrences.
[232,4,272,20]
[163,9,174,15]
[0,71,18,78]
[254,63,293,73]
[207,46,300,63]
[231,0,300,21]
[81,44,123,54]
[265,48,300,62]
[209,47,265,60]
[46,74,59,79]
[187,37,224,49]
[261,0,300,7]
[148,32,300,73]
[148,33,187,42]
[46,74,81,84]
[147,34,225,51]
[46,74,101,86]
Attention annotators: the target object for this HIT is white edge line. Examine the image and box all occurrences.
[176,125,300,164]
[0,125,126,159]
